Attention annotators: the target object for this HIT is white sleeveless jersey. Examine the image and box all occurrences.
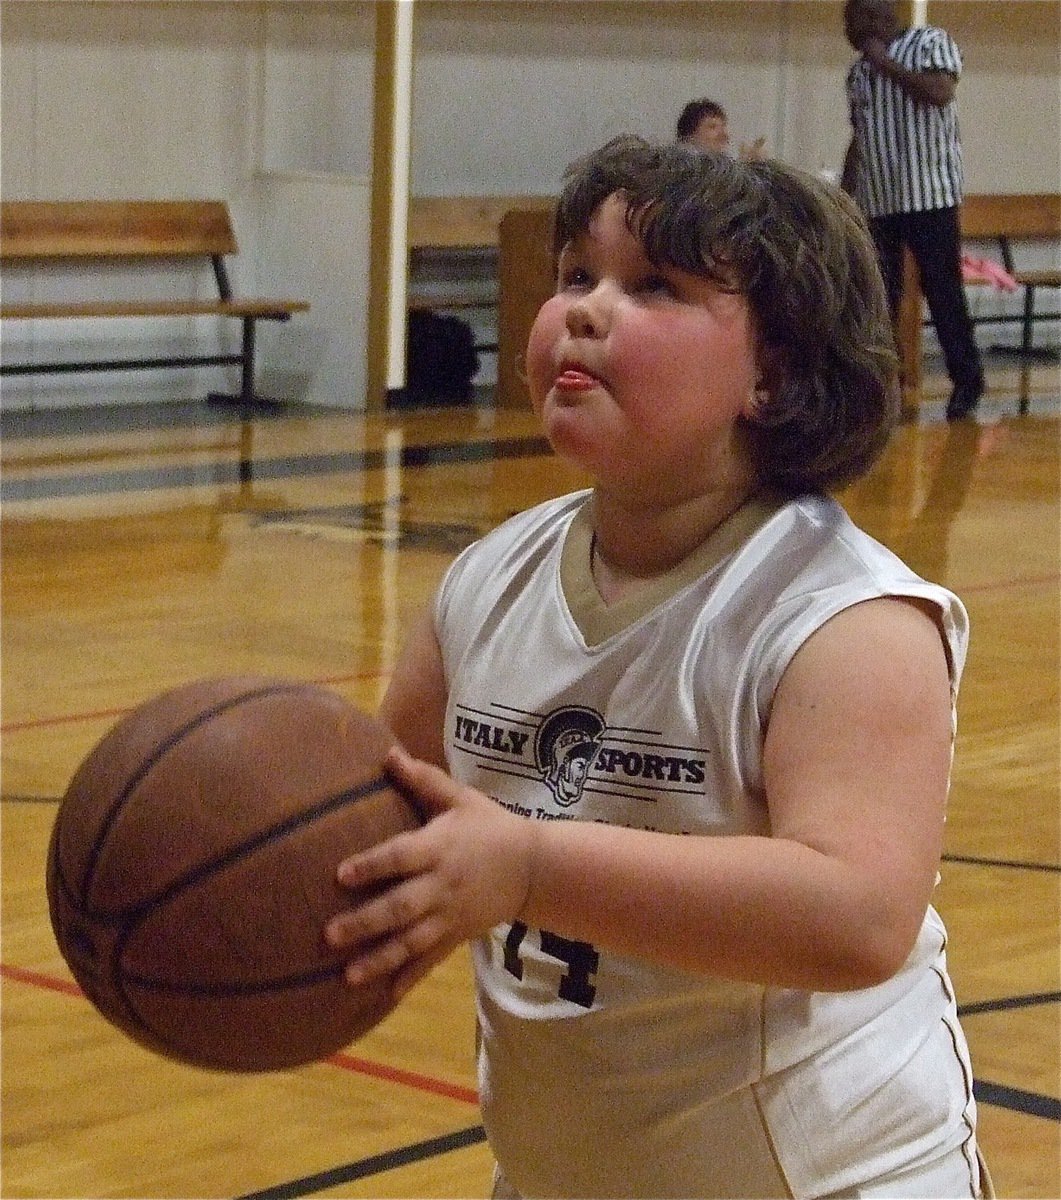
[434,490,980,1199]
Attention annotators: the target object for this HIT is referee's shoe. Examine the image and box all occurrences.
[946,375,984,421]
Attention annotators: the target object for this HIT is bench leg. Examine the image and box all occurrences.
[207,317,285,408]
[240,315,256,404]
[1017,286,1033,416]
[1021,284,1035,357]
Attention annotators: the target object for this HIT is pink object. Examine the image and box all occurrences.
[961,253,1020,292]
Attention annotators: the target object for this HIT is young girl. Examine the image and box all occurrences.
[326,136,987,1199]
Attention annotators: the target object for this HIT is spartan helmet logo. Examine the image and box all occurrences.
[534,706,605,807]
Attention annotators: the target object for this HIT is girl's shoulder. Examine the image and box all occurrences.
[437,489,591,612]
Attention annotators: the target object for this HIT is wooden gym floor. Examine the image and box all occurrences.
[2,351,1059,1198]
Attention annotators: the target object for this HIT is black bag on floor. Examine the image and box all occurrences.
[399,310,480,406]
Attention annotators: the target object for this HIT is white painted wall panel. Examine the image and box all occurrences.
[261,3,375,176]
[254,172,372,408]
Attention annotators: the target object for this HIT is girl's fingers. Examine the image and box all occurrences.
[336,825,430,889]
[343,936,412,988]
[326,874,437,949]
[328,750,493,1000]
[342,912,450,989]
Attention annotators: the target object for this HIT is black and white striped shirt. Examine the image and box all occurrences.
[847,24,964,217]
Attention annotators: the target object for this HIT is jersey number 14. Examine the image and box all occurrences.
[503,921,600,1008]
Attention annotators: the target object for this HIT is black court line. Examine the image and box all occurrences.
[0,399,309,440]
[959,991,1061,1016]
[943,852,1060,873]
[0,395,498,440]
[0,435,554,502]
[235,1124,487,1200]
[974,1080,1061,1122]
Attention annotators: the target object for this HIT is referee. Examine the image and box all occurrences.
[841,0,984,421]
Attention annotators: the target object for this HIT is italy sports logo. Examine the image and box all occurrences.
[450,701,707,813]
[534,707,606,806]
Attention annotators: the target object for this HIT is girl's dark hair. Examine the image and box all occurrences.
[553,135,900,493]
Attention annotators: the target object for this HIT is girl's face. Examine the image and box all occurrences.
[525,192,760,504]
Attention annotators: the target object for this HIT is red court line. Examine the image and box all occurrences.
[0,671,387,734]
[1,962,82,998]
[0,961,479,1106]
[328,1051,479,1106]
[3,705,131,733]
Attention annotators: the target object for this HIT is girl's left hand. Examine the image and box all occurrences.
[325,746,537,1001]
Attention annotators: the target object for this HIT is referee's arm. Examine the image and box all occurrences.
[840,139,859,197]
[862,35,957,107]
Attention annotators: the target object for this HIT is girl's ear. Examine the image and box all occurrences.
[751,385,771,419]
[745,345,783,420]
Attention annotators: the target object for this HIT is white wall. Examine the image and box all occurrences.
[2,1,1058,412]
[1,1,375,410]
[254,172,372,408]
[938,1,1060,195]
[260,3,375,176]
[255,3,375,406]
[410,1,795,194]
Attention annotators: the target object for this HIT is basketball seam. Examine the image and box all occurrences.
[52,684,319,1058]
[103,773,394,923]
[122,960,347,996]
[110,773,400,1061]
[75,683,313,906]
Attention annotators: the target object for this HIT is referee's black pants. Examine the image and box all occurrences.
[869,206,983,392]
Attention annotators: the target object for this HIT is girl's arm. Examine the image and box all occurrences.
[329,596,953,999]
[377,607,449,771]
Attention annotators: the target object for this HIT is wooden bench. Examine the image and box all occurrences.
[408,195,554,252]
[899,192,1060,413]
[0,200,309,406]
[960,192,1061,357]
[406,194,555,316]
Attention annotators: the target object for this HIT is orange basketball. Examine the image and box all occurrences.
[46,676,422,1072]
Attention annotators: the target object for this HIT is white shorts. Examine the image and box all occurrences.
[489,1136,992,1199]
